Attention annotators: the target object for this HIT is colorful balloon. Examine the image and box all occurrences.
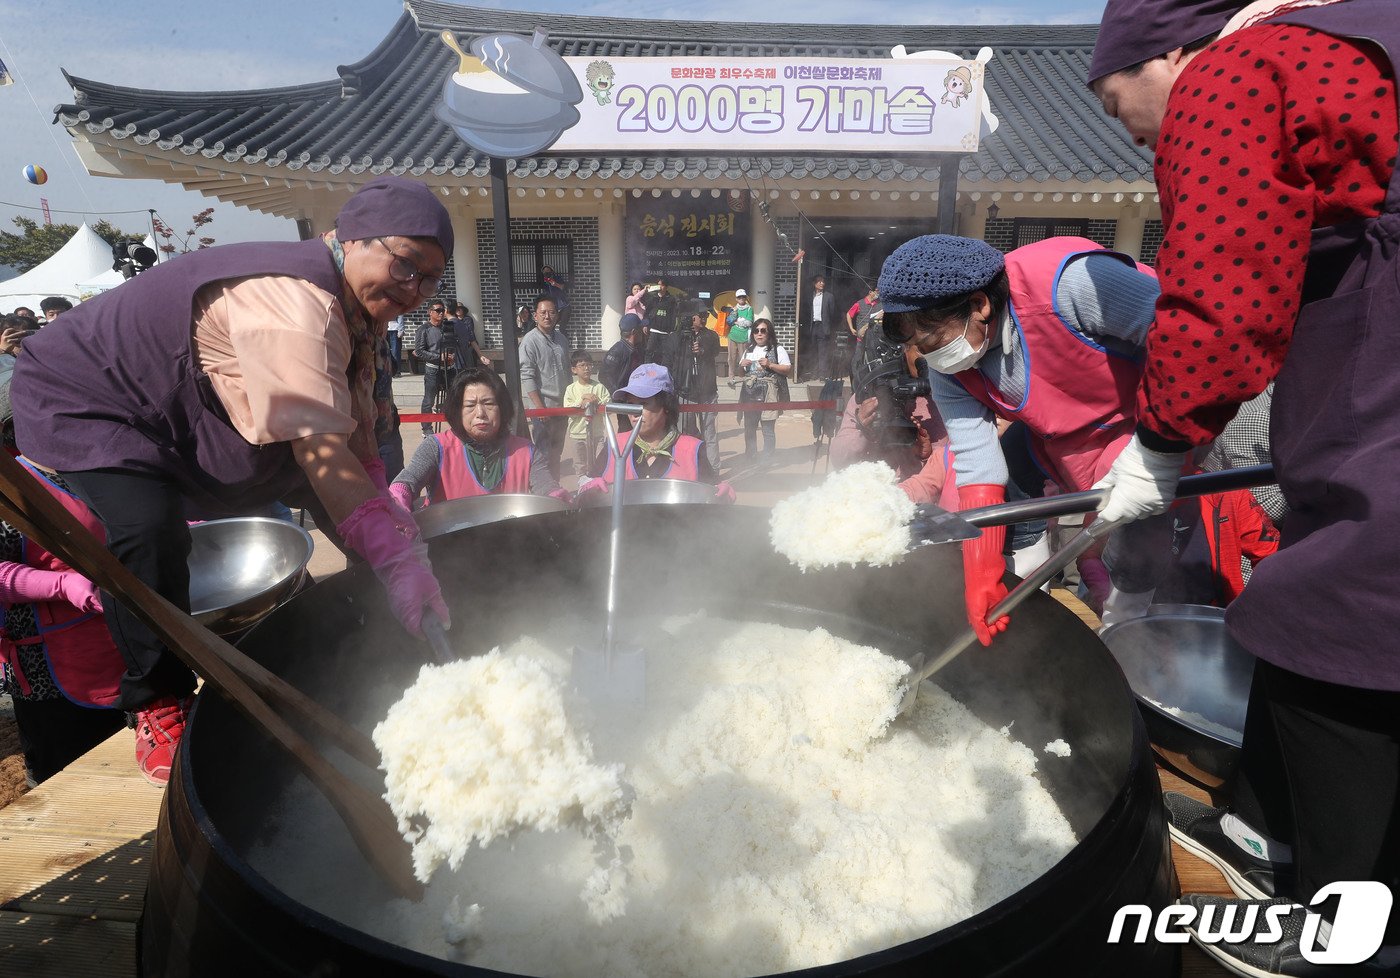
[22,164,47,185]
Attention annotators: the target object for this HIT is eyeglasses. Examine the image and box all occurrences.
[375,238,443,298]
[753,329,770,335]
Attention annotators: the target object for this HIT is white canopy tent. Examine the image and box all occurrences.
[0,223,114,313]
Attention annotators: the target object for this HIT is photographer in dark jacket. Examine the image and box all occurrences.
[641,275,682,338]
[414,301,449,434]
[601,314,647,393]
[670,310,722,472]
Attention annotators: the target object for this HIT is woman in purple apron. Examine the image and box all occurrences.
[1090,0,1400,967]
[10,177,453,786]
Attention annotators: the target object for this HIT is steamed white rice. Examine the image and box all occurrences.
[770,461,915,571]
[339,618,1078,977]
[372,651,631,883]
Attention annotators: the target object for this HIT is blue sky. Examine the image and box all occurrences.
[0,0,1106,247]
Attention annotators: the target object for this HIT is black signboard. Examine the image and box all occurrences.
[624,194,752,303]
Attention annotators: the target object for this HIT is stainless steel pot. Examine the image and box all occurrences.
[1099,603,1253,787]
[576,478,717,507]
[412,493,571,539]
[187,517,314,636]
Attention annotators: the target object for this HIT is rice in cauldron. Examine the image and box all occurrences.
[320,617,1078,977]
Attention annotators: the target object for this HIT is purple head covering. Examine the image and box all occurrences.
[1088,0,1245,84]
[335,176,454,256]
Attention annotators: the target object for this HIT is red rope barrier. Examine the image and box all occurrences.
[400,400,839,424]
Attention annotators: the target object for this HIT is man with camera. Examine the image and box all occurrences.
[829,329,948,503]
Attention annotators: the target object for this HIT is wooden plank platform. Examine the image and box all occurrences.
[0,704,1239,977]
[0,732,156,978]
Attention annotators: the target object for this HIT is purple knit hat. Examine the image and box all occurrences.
[1088,0,1244,84]
[335,176,454,256]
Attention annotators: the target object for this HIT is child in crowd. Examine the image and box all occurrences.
[563,351,610,484]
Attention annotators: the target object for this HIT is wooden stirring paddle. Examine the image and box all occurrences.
[0,451,422,901]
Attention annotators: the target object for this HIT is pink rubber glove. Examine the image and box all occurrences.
[0,563,103,613]
[388,481,416,514]
[577,477,609,496]
[361,457,391,493]
[959,484,1010,647]
[337,497,448,638]
[547,487,573,503]
[713,481,737,504]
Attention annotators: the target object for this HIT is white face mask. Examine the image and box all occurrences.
[923,315,990,375]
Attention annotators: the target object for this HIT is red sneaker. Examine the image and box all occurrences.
[133,695,194,787]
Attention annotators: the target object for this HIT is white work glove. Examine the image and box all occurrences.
[1098,587,1156,632]
[1094,434,1188,524]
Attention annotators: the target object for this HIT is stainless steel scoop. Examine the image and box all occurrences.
[909,465,1275,548]
[897,464,1277,716]
[571,402,647,704]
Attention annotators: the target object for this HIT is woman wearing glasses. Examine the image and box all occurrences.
[738,319,792,465]
[11,177,453,785]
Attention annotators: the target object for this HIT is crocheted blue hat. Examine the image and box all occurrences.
[877,235,1005,314]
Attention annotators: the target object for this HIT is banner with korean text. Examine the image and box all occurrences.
[556,54,988,154]
[624,194,753,304]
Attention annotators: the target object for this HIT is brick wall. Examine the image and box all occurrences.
[983,217,1015,252]
[1084,219,1118,248]
[475,216,603,349]
[772,217,801,352]
[1140,219,1165,266]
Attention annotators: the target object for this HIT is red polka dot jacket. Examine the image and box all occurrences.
[1141,24,1398,451]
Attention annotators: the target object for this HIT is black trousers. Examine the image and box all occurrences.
[13,695,126,784]
[420,366,445,430]
[805,331,831,380]
[529,415,567,480]
[1230,658,1400,939]
[60,469,198,711]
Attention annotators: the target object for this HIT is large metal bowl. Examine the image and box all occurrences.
[1099,603,1254,787]
[577,478,718,507]
[412,493,571,539]
[187,518,315,636]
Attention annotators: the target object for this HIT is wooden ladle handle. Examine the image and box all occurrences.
[0,452,421,900]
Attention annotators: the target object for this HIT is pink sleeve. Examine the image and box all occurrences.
[899,449,948,505]
[828,397,871,470]
[194,276,356,445]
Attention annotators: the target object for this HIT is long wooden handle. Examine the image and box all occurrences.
[0,456,377,769]
[0,452,421,900]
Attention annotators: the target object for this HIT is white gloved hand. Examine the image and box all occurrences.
[1098,587,1156,631]
[1094,434,1188,524]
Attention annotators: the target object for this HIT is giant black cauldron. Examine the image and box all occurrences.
[141,506,1178,977]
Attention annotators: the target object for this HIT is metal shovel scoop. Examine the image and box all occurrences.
[897,515,1123,716]
[571,402,647,705]
[908,465,1275,549]
[896,464,1277,716]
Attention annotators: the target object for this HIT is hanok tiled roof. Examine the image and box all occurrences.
[56,2,1152,201]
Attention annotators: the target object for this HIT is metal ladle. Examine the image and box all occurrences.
[571,402,646,703]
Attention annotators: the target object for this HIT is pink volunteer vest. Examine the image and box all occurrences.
[602,435,703,483]
[427,433,534,502]
[0,461,123,708]
[954,237,1152,492]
